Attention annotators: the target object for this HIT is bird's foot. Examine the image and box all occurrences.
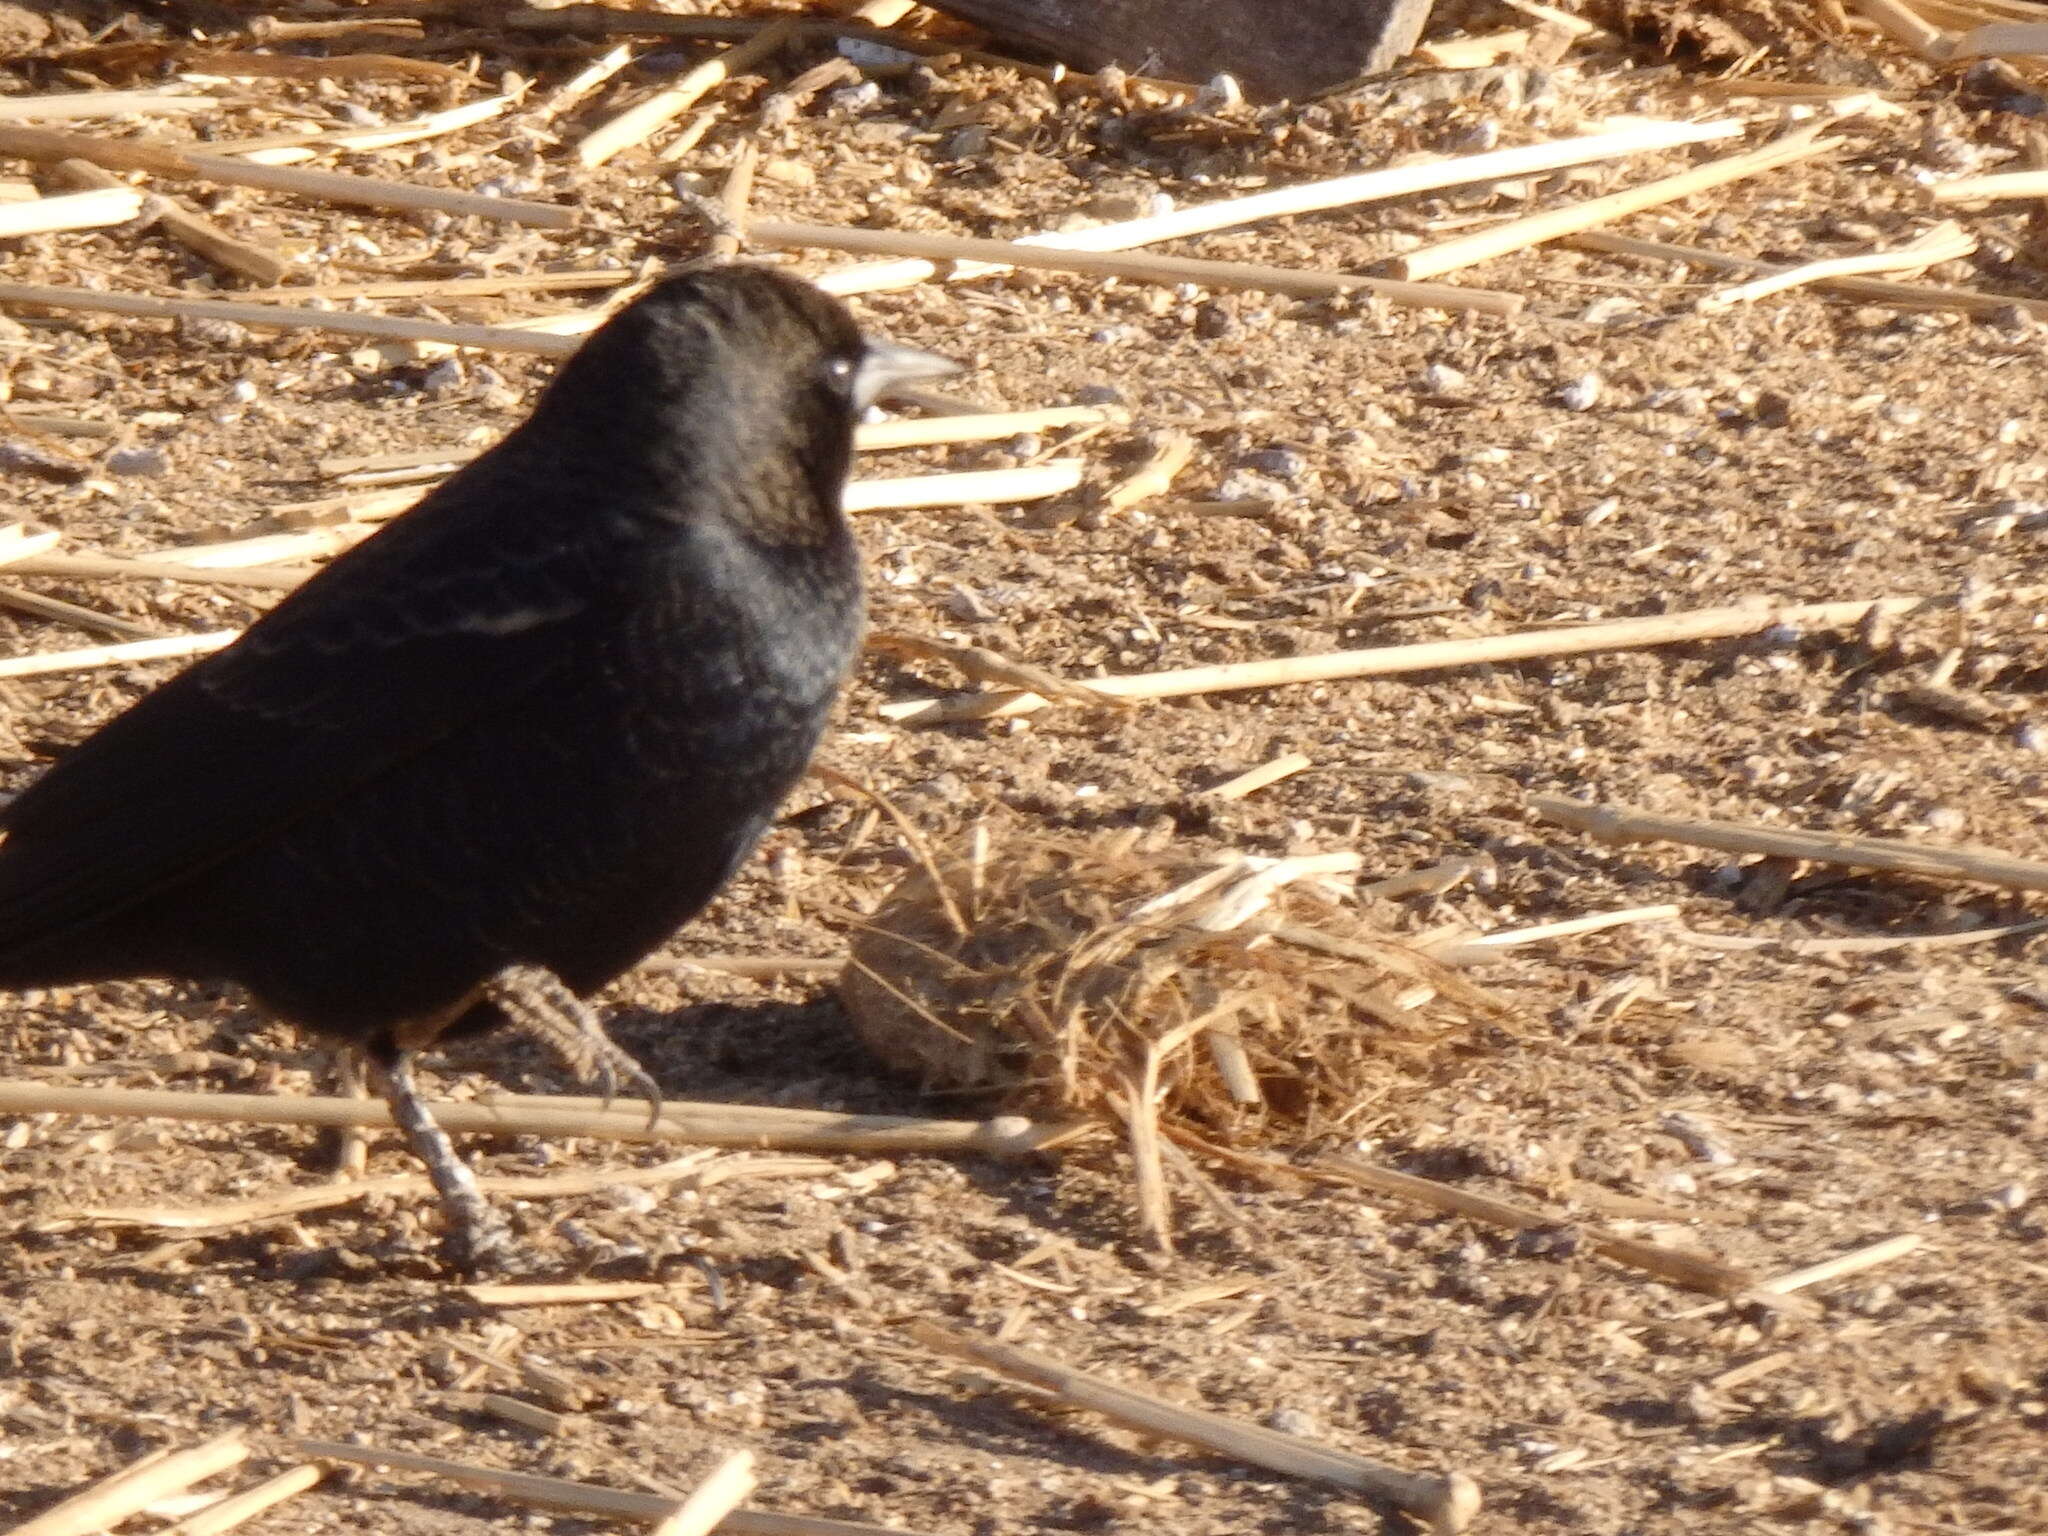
[439,1195,519,1276]
[482,963,663,1128]
[372,1044,524,1274]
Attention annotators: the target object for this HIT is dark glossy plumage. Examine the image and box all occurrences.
[0,267,950,1264]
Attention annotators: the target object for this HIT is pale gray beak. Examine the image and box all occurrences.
[854,339,962,411]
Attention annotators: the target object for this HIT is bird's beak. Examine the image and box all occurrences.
[854,339,962,411]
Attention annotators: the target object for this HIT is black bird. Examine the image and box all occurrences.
[0,265,955,1268]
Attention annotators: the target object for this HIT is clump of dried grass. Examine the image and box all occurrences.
[839,821,1517,1247]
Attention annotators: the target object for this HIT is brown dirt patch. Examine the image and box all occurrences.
[3,4,2046,1534]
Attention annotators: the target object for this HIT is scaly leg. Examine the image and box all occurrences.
[368,1040,513,1273]
[480,964,663,1127]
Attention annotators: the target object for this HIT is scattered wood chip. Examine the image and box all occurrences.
[1391,128,1837,282]
[1530,793,2048,895]
[907,1320,1481,1533]
[0,1080,1084,1156]
[156,1465,323,1536]
[1101,430,1194,515]
[867,630,1131,708]
[11,1433,249,1536]
[290,1439,933,1536]
[880,594,1936,724]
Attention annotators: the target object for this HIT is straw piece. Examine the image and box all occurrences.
[1423,904,1682,965]
[858,404,1122,449]
[266,271,632,304]
[840,0,918,22]
[1709,1350,1798,1392]
[1751,1233,1924,1295]
[534,42,636,120]
[0,125,576,227]
[1851,0,1955,58]
[1389,129,1836,281]
[156,1465,323,1536]
[0,630,238,679]
[0,186,141,238]
[205,95,514,162]
[1951,21,2048,58]
[10,1433,249,1536]
[478,1394,571,1436]
[0,90,222,122]
[289,1439,932,1536]
[842,460,1084,513]
[465,1281,671,1307]
[1695,220,1975,311]
[70,1152,720,1231]
[652,1450,758,1536]
[0,581,164,641]
[906,1321,1481,1533]
[1313,1153,1756,1296]
[708,137,757,263]
[318,407,1120,480]
[0,411,114,437]
[867,631,1128,708]
[3,552,310,590]
[1930,169,2048,203]
[0,524,63,566]
[1207,751,1312,800]
[1101,431,1194,514]
[0,1080,1081,1156]
[577,16,800,168]
[44,158,291,283]
[1571,228,2048,321]
[1528,793,2048,895]
[0,280,581,357]
[756,219,1524,317]
[1499,0,1602,34]
[182,50,468,85]
[879,594,1934,724]
[811,118,1743,298]
[1417,29,1534,68]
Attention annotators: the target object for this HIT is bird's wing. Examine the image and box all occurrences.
[0,456,632,959]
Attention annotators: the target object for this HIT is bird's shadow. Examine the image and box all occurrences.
[436,993,916,1114]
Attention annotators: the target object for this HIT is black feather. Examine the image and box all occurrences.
[0,266,873,1041]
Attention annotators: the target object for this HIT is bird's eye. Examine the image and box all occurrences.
[821,355,858,394]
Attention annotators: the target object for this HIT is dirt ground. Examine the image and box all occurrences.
[2,3,2047,1533]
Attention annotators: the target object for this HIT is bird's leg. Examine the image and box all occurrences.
[479,963,663,1127]
[367,1040,513,1273]
[320,1046,370,1182]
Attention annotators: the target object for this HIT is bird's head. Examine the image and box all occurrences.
[521,265,957,543]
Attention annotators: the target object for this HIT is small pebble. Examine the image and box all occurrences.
[1215,469,1289,503]
[946,125,992,158]
[1242,447,1306,479]
[1266,1407,1316,1437]
[179,317,251,348]
[828,81,882,113]
[421,359,468,399]
[1418,362,1467,394]
[1559,373,1603,411]
[105,445,171,477]
[758,158,815,188]
[1193,301,1235,339]
[1193,73,1244,113]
